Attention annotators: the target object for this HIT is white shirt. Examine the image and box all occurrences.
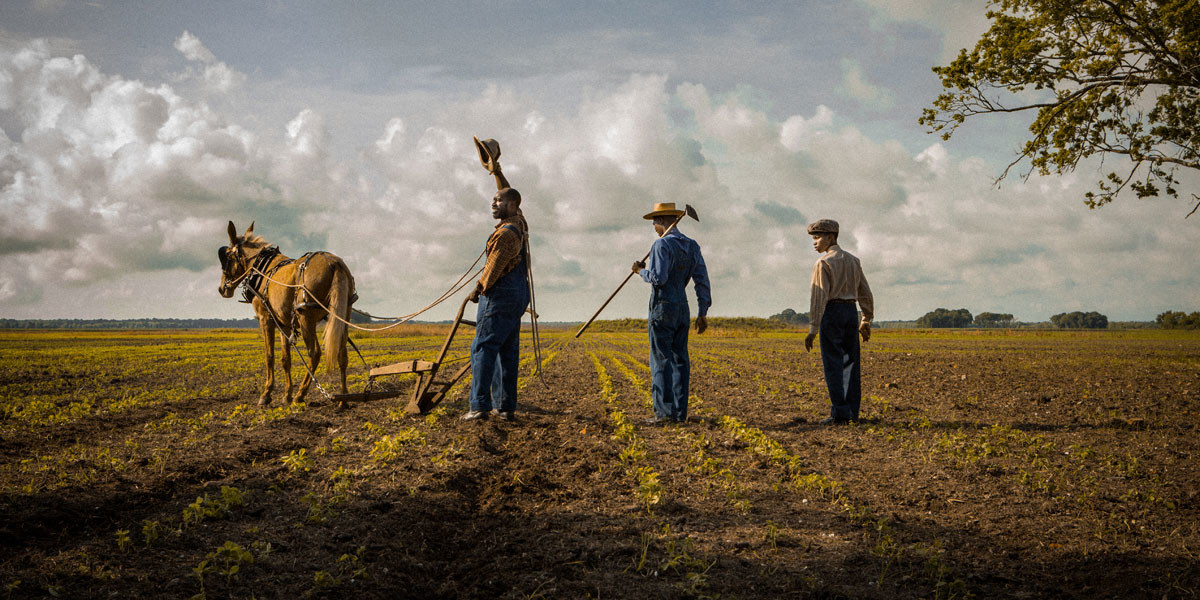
[808,245,874,334]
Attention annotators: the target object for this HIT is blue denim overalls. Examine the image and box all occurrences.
[469,225,529,413]
[647,236,696,421]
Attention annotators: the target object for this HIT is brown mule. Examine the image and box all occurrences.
[218,221,356,406]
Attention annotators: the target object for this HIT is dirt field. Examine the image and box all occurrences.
[1,327,1197,599]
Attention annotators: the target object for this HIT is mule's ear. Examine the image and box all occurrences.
[227,221,238,245]
[245,221,255,235]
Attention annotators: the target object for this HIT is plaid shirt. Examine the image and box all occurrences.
[478,210,527,293]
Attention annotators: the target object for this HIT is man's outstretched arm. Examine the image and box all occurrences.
[492,165,510,191]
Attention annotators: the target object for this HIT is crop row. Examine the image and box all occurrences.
[587,351,664,508]
[597,346,969,595]
[605,352,753,514]
[587,349,729,595]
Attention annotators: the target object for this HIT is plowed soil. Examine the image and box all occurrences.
[1,327,1197,599]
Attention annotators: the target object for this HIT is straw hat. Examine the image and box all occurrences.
[806,218,839,234]
[643,202,686,220]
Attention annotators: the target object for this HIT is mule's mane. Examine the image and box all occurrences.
[239,233,269,249]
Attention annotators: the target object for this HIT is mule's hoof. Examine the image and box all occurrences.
[258,397,272,408]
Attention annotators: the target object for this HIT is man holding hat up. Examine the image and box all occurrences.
[804,218,874,424]
[462,138,530,422]
[632,203,711,424]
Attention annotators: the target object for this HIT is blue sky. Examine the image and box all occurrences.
[0,0,1195,322]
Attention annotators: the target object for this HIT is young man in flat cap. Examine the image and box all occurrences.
[804,218,873,424]
[632,203,711,424]
[462,138,529,422]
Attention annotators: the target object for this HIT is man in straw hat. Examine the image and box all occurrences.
[632,202,711,424]
[462,138,530,422]
[804,218,874,424]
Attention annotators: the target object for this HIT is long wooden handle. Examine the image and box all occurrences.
[575,270,638,338]
[575,220,680,338]
[575,212,691,338]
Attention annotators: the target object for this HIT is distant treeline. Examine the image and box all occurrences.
[776,306,1169,330]
[1049,311,1108,329]
[768,308,811,326]
[1156,311,1200,330]
[915,308,1113,329]
[907,308,1171,329]
[0,318,259,329]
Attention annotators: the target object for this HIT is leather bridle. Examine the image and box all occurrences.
[218,245,253,296]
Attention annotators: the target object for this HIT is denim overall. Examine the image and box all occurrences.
[469,225,529,413]
[647,237,696,421]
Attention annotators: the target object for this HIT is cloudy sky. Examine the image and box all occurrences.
[0,1,1195,322]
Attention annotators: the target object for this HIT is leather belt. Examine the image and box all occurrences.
[827,298,857,304]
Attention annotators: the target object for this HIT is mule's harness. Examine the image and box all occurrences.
[232,246,366,403]
[223,235,551,400]
[238,246,287,304]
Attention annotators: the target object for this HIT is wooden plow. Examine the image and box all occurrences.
[333,296,475,415]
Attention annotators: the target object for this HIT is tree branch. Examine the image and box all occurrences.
[923,0,1199,210]
[1096,0,1182,75]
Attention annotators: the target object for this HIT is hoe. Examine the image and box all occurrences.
[575,203,699,338]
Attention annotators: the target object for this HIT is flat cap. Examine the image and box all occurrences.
[806,219,839,235]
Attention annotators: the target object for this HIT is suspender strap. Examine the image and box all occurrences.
[498,224,526,259]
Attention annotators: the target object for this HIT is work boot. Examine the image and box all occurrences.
[492,410,515,421]
[461,410,489,421]
[819,416,849,425]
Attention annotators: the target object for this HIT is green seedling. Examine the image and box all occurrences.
[281,448,315,472]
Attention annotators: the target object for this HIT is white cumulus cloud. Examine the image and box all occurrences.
[0,33,1194,322]
[173,30,245,94]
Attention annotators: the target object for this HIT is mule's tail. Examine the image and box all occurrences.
[323,258,354,375]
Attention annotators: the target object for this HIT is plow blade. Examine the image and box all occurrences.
[405,362,473,415]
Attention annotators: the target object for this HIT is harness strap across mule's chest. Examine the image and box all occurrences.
[239,246,283,304]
